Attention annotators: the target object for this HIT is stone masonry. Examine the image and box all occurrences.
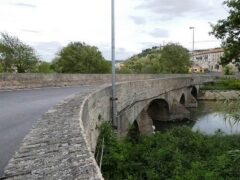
[0,73,193,90]
[2,86,103,180]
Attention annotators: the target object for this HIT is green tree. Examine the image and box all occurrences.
[36,61,53,73]
[0,61,3,73]
[121,43,190,74]
[211,0,240,68]
[0,33,39,73]
[160,43,191,73]
[53,42,111,73]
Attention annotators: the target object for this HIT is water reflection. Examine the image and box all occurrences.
[154,101,240,135]
[191,101,240,134]
[154,120,195,132]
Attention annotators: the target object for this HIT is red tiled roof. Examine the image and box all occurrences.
[193,48,223,56]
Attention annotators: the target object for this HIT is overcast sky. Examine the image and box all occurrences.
[0,0,228,61]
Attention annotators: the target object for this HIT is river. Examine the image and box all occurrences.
[154,101,240,135]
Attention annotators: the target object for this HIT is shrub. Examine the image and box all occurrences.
[223,65,235,75]
[97,123,240,179]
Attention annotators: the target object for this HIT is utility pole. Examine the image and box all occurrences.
[111,0,117,129]
[189,27,195,76]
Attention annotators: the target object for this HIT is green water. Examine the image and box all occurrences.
[154,101,240,134]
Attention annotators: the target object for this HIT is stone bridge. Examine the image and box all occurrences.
[0,74,216,179]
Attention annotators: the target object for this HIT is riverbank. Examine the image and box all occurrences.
[97,123,240,179]
[200,77,240,91]
[198,90,240,100]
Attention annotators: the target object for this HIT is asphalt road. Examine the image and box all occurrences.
[0,86,95,177]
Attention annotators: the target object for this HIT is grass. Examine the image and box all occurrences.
[201,77,240,90]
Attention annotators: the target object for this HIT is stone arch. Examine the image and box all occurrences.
[180,94,185,105]
[191,86,198,99]
[147,99,170,122]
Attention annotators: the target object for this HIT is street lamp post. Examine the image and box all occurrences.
[111,0,117,129]
[189,27,195,75]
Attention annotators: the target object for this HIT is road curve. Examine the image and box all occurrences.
[0,86,96,177]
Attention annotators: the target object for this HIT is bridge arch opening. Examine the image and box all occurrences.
[147,99,169,122]
[191,86,198,99]
[180,94,185,105]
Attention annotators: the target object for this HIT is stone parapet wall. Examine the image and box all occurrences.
[0,73,196,90]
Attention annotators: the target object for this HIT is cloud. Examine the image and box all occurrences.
[0,0,225,60]
[149,28,169,38]
[21,30,40,33]
[137,0,214,20]
[99,45,136,60]
[130,16,146,25]
[30,41,62,61]
[12,3,36,8]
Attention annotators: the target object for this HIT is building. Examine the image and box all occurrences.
[192,48,224,72]
[189,64,206,73]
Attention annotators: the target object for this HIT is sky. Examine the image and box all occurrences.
[0,0,228,61]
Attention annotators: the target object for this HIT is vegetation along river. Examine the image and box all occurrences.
[154,100,240,134]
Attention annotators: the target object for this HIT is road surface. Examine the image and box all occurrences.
[0,86,95,177]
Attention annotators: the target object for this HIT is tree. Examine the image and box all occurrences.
[211,0,240,68]
[120,43,190,74]
[53,42,111,73]
[36,61,53,73]
[0,33,39,73]
[160,43,191,73]
[0,61,3,73]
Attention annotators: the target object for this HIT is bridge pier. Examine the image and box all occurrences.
[119,108,154,135]
[185,94,198,108]
[136,109,154,134]
[169,102,190,121]
[185,86,199,108]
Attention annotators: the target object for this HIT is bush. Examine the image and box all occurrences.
[97,123,240,179]
[223,65,234,75]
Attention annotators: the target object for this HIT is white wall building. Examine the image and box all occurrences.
[193,48,224,72]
